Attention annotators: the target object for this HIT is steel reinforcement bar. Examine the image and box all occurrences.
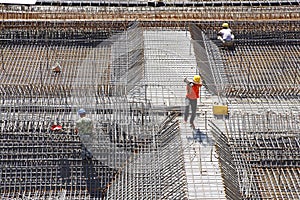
[1,4,300,27]
[225,111,300,199]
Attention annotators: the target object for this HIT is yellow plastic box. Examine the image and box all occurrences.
[213,105,228,115]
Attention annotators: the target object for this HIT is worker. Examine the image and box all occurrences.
[183,75,202,129]
[75,108,94,160]
[217,23,234,47]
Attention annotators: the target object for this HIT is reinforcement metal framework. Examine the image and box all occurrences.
[202,20,300,200]
[192,21,300,98]
[0,22,188,199]
[1,2,300,200]
[212,111,300,199]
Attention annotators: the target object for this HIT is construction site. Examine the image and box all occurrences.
[0,0,299,199]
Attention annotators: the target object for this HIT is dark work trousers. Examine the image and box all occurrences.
[79,134,93,160]
[81,145,93,160]
[184,98,197,124]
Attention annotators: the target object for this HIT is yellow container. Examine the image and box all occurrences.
[213,105,228,115]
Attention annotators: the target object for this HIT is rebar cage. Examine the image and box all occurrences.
[0,22,188,199]
[1,2,300,199]
[200,21,300,200]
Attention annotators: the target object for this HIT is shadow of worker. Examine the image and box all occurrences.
[59,158,103,198]
[192,128,215,145]
[82,160,104,198]
[82,159,118,199]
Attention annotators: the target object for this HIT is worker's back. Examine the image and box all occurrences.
[219,28,233,41]
[76,116,93,136]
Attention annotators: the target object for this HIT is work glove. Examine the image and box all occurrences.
[184,77,193,86]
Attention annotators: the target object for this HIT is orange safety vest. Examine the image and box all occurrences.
[186,83,202,100]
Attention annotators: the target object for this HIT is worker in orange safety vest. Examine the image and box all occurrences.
[183,75,202,129]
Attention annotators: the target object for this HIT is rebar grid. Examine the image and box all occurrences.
[0,23,144,105]
[221,41,300,98]
[0,128,117,199]
[106,113,188,199]
[141,30,198,109]
[228,110,300,136]
[0,23,190,199]
[213,111,300,199]
[34,0,300,5]
[1,4,300,26]
[203,20,300,39]
[227,97,300,116]
[194,21,300,98]
[209,120,241,200]
[1,6,300,199]
[201,19,300,199]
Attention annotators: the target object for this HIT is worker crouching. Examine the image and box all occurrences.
[217,23,235,49]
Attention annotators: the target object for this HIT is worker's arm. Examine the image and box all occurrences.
[217,31,223,36]
[184,77,194,86]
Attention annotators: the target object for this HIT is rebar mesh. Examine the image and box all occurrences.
[211,111,300,200]
[0,22,143,104]
[1,5,300,26]
[0,22,188,199]
[1,2,300,199]
[106,113,188,199]
[221,41,300,98]
[233,111,300,199]
[194,21,300,98]
[209,121,241,200]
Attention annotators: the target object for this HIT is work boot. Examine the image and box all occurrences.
[190,123,195,130]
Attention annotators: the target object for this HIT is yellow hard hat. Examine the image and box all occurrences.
[193,75,201,83]
[222,23,229,28]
